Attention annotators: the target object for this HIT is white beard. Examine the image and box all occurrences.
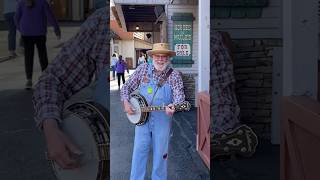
[154,62,170,72]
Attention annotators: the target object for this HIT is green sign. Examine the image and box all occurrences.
[171,13,194,67]
[211,0,268,18]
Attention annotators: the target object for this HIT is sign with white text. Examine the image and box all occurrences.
[171,15,194,67]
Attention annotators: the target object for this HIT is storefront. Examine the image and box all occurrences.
[113,0,210,168]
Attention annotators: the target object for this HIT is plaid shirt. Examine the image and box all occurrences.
[120,63,185,105]
[211,31,240,134]
[33,8,110,129]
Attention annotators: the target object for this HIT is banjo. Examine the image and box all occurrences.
[126,93,191,125]
[48,101,109,180]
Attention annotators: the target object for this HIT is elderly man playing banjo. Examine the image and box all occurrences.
[120,43,186,180]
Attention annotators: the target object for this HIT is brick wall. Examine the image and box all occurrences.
[233,39,282,139]
[181,73,196,107]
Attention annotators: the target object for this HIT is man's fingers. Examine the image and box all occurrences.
[125,105,135,115]
[165,105,175,116]
[169,106,175,111]
[126,109,135,115]
[57,149,80,169]
[54,134,81,169]
[61,132,83,155]
[65,139,82,156]
[50,152,75,169]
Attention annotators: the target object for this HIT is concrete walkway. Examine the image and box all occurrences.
[110,75,210,180]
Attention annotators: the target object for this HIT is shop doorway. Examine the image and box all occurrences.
[135,49,150,67]
[49,0,72,20]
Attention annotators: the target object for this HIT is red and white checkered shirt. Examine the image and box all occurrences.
[211,31,240,134]
[33,8,109,129]
[120,63,185,105]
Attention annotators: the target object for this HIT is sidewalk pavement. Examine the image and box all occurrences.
[110,75,210,180]
[212,140,279,180]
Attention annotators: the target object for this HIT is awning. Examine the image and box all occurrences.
[114,4,165,32]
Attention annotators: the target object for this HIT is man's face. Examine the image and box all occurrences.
[153,54,169,71]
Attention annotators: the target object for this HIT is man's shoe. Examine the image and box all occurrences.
[25,80,32,90]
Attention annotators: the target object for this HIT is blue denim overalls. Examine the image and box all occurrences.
[93,68,109,110]
[130,65,173,180]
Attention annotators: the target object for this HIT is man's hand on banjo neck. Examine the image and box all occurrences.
[165,104,175,116]
[43,119,82,169]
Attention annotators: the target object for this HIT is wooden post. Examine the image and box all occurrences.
[198,0,210,92]
[283,0,318,99]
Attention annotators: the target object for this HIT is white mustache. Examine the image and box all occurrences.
[154,62,169,71]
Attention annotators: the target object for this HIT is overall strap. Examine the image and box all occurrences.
[157,68,173,87]
[149,67,174,105]
[147,64,153,79]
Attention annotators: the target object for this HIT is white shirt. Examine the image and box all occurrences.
[138,56,145,64]
[111,57,118,66]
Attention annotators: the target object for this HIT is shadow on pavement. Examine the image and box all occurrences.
[212,140,279,180]
[0,89,55,180]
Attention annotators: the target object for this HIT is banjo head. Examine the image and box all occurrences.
[127,97,142,124]
[127,93,149,126]
[52,114,100,180]
[50,101,109,180]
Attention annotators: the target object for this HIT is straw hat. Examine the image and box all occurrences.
[146,43,176,57]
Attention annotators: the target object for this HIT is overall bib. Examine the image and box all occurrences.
[130,65,173,180]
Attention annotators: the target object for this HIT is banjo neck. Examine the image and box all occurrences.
[141,106,166,112]
[140,101,191,113]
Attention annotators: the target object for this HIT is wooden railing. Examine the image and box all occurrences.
[281,96,320,180]
[197,91,210,168]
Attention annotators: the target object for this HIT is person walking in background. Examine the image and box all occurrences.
[115,55,129,89]
[138,53,146,66]
[3,0,18,57]
[111,53,118,80]
[147,55,153,65]
[15,0,61,90]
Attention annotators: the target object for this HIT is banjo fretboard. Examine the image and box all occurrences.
[141,106,166,112]
[140,102,191,113]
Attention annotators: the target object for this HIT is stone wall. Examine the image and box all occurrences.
[233,39,282,139]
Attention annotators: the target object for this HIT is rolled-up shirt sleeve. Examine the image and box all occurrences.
[169,70,185,105]
[120,64,147,101]
[33,8,109,129]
